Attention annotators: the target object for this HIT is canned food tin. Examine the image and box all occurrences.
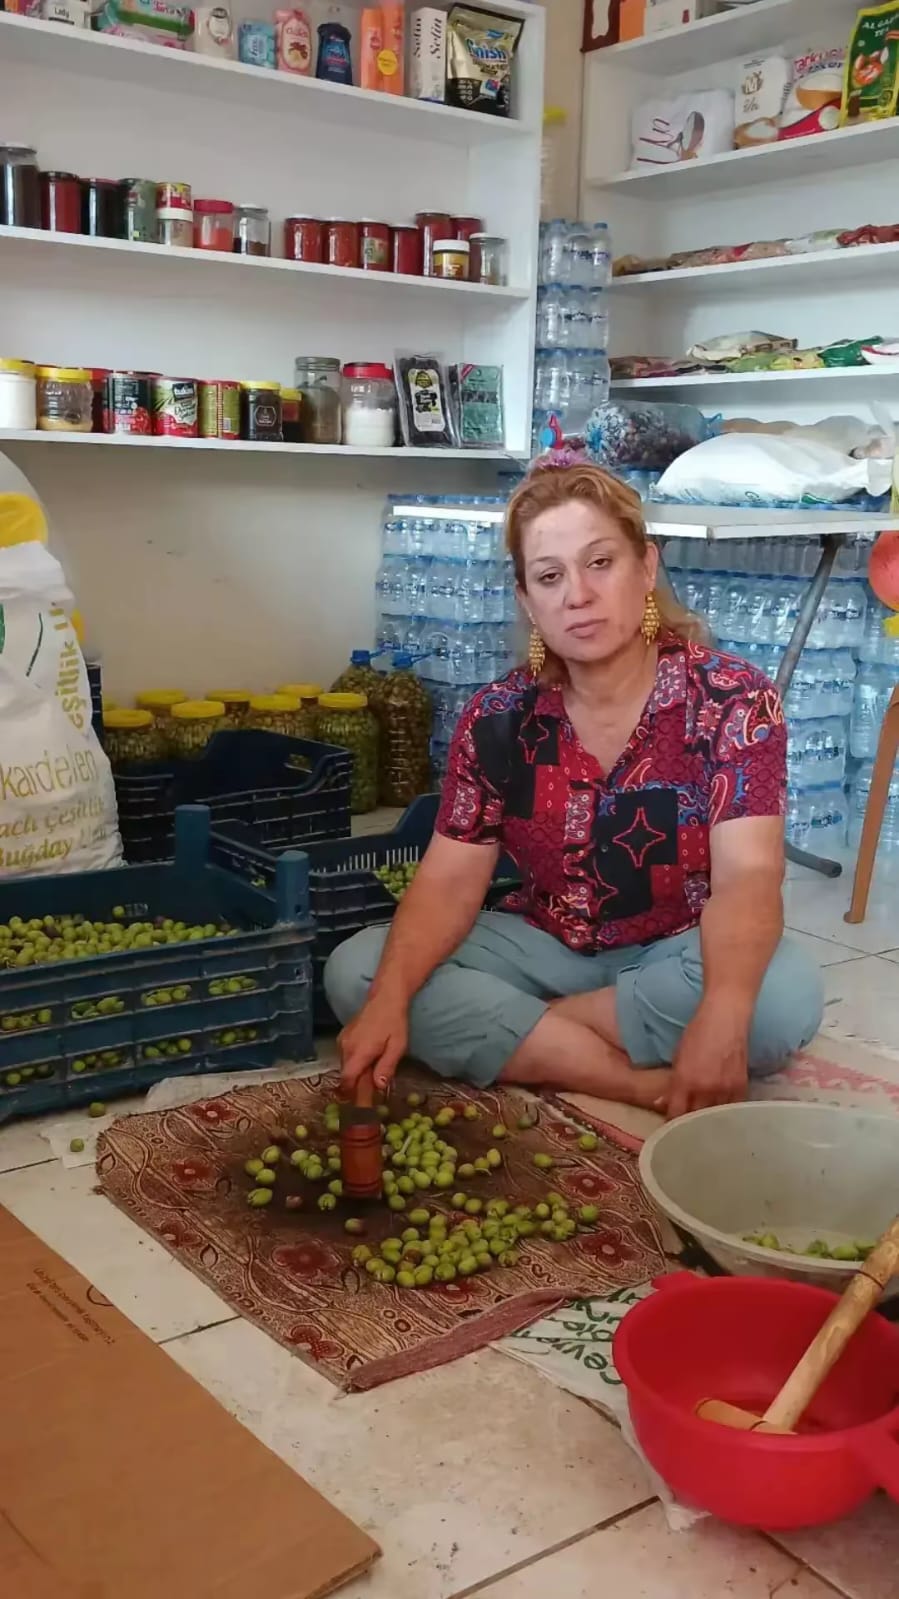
[284,214,324,262]
[90,368,109,433]
[360,220,390,272]
[199,379,240,439]
[122,178,157,243]
[152,376,198,438]
[326,218,360,269]
[105,370,153,435]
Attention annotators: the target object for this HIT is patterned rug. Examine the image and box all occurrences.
[97,1069,667,1391]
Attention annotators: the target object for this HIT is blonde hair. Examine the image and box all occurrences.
[506,463,706,683]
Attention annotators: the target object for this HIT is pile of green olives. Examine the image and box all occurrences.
[743,1232,876,1262]
[375,862,420,901]
[0,911,233,969]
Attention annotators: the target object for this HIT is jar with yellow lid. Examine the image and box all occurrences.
[36,365,92,433]
[276,683,322,739]
[316,691,379,813]
[167,699,226,760]
[0,358,36,430]
[246,693,300,736]
[102,708,166,768]
[136,689,188,725]
[206,689,251,728]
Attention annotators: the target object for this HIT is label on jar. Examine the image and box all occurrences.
[249,400,279,436]
[362,233,389,268]
[107,372,152,435]
[153,378,198,437]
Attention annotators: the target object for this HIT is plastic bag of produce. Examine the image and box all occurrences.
[656,428,893,509]
[585,402,717,473]
[0,455,122,877]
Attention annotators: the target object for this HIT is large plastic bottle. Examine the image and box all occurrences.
[379,652,432,805]
[330,648,384,707]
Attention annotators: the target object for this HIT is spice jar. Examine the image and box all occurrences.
[431,238,470,280]
[450,215,484,242]
[206,690,251,727]
[470,233,508,286]
[167,699,226,760]
[341,362,396,449]
[233,204,270,256]
[378,654,432,804]
[40,171,81,234]
[36,366,92,433]
[240,381,282,442]
[246,693,300,735]
[193,198,235,251]
[360,220,390,272]
[391,224,422,276]
[136,689,188,725]
[102,709,166,768]
[316,692,379,813]
[81,177,125,239]
[0,359,36,430]
[276,683,322,737]
[326,218,360,269]
[280,386,301,442]
[415,210,450,276]
[294,355,341,444]
[285,215,324,262]
[0,145,39,229]
[156,181,192,248]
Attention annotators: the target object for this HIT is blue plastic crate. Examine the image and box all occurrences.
[0,806,315,1122]
[114,729,352,863]
[211,795,519,1024]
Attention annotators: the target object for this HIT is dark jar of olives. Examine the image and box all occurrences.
[316,691,379,813]
[379,654,432,806]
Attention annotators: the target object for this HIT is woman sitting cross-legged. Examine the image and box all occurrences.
[326,462,823,1119]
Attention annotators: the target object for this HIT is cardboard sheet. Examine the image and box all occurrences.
[0,1204,379,1599]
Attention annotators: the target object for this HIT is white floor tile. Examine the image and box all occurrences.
[821,957,899,1057]
[0,1095,146,1174]
[786,930,868,969]
[0,1159,233,1342]
[775,1494,899,1599]
[166,1319,652,1599]
[783,874,899,957]
[467,1501,834,1599]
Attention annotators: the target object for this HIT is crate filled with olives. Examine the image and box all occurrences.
[0,806,314,1124]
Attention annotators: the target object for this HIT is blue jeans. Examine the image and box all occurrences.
[323,912,824,1087]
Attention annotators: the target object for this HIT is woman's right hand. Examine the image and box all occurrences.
[338,992,409,1096]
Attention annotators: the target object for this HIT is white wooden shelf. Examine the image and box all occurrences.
[592,117,899,198]
[0,10,540,145]
[0,225,530,303]
[646,506,899,542]
[611,366,899,394]
[595,0,860,77]
[610,241,899,297]
[0,430,520,461]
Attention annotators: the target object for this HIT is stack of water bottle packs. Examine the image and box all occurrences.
[375,496,521,779]
[533,219,612,456]
[664,534,899,856]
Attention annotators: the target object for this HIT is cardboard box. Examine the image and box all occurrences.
[0,1204,379,1599]
[645,0,719,33]
[409,6,446,102]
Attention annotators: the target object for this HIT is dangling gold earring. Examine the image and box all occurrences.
[528,628,546,677]
[641,592,661,645]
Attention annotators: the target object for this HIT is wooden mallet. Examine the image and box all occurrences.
[339,1068,383,1202]
[697,1215,899,1435]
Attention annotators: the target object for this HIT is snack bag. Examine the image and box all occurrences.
[0,454,122,878]
[779,47,844,139]
[841,3,899,124]
[445,5,523,117]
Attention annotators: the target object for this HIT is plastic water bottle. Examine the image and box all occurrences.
[850,663,894,759]
[787,717,848,788]
[535,284,566,349]
[582,290,609,352]
[859,591,899,666]
[849,761,899,853]
[566,221,612,288]
[786,783,848,853]
[539,219,570,286]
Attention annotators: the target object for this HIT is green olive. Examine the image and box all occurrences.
[491,1124,508,1139]
[88,1101,106,1118]
[451,1192,467,1209]
[578,1204,600,1224]
[260,1145,281,1165]
[247,1188,273,1207]
[352,1244,372,1264]
[294,1124,309,1140]
[578,1132,599,1152]
[387,1194,406,1212]
[464,1198,483,1215]
[245,1158,265,1177]
[344,1218,365,1235]
[533,1153,554,1171]
[408,1208,430,1226]
[463,1105,479,1121]
[485,1149,502,1169]
[318,1193,337,1212]
[457,1163,476,1180]
[69,1137,85,1153]
[397,1268,417,1288]
[328,1178,343,1197]
[255,1168,277,1187]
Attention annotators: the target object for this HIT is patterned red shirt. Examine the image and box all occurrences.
[436,636,786,953]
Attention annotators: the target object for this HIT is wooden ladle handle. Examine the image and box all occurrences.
[763,1215,899,1431]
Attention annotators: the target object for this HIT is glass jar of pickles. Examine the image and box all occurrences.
[276,683,322,738]
[246,693,301,736]
[102,708,166,768]
[206,690,251,728]
[167,699,226,759]
[316,692,379,813]
[135,689,188,725]
[379,654,432,805]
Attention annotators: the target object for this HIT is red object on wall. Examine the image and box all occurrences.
[869,530,899,613]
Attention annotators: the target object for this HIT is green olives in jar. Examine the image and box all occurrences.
[331,650,385,713]
[246,693,301,736]
[316,691,379,813]
[102,708,166,768]
[206,690,251,729]
[167,699,226,760]
[135,689,188,725]
[277,683,322,739]
[379,655,432,805]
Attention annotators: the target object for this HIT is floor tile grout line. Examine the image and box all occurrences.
[157,1314,240,1348]
[762,1535,857,1599]
[444,1496,658,1599]
[0,1155,56,1176]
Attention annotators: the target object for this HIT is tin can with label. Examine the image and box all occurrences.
[152,376,198,438]
[122,178,157,243]
[105,370,153,434]
[199,379,240,439]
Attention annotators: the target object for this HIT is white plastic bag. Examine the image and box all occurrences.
[0,540,122,876]
[656,429,893,509]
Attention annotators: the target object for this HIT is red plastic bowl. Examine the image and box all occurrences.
[614,1273,899,1529]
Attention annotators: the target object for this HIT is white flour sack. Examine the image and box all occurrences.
[0,468,122,876]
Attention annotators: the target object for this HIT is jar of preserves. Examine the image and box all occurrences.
[294,355,341,444]
[432,238,470,280]
[206,689,251,727]
[81,177,125,239]
[167,699,226,759]
[316,692,379,813]
[194,198,235,251]
[391,224,422,276]
[246,693,300,735]
[451,215,484,242]
[470,233,508,286]
[359,220,390,272]
[102,708,166,767]
[233,204,270,256]
[135,689,188,725]
[341,362,396,449]
[379,653,432,805]
[36,366,92,433]
[40,171,81,234]
[326,218,360,269]
[415,210,450,276]
[240,382,282,442]
[0,358,36,430]
[276,682,322,737]
[0,145,39,229]
[285,215,324,262]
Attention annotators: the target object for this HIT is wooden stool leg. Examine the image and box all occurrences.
[845,687,899,924]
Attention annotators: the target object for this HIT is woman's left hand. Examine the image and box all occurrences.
[666,999,749,1119]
